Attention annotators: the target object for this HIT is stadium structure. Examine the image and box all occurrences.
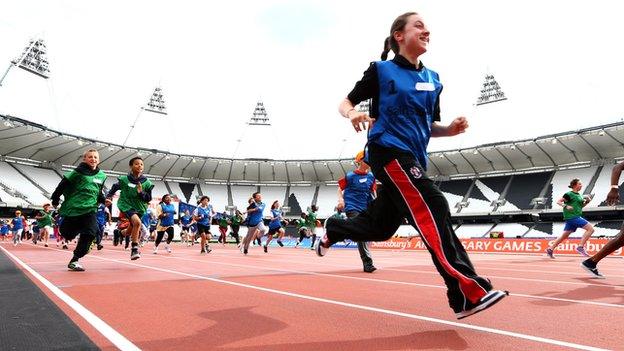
[1,112,623,239]
[1,38,623,240]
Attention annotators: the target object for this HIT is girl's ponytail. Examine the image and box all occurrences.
[380,36,392,61]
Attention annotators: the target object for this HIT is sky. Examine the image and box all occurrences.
[1,0,623,161]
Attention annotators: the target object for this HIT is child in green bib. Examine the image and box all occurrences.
[107,156,153,260]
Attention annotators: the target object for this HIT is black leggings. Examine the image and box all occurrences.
[155,227,174,247]
[230,225,240,244]
[298,231,316,247]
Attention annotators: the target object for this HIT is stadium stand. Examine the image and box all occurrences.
[504,172,553,210]
[549,167,596,208]
[0,161,49,205]
[13,164,61,196]
[201,183,228,210]
[288,185,315,214]
[316,184,339,218]
[466,179,495,213]
[437,179,471,212]
[231,184,257,210]
[455,224,495,238]
[259,185,288,210]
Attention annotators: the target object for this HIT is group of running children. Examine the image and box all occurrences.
[5,11,624,320]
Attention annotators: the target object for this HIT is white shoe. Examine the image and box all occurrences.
[153,246,158,254]
[166,245,172,253]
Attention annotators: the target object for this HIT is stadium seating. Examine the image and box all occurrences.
[0,161,49,206]
[201,184,229,211]
[315,184,339,218]
[288,185,315,214]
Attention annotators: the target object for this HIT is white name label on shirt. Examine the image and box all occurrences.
[128,183,136,188]
[359,178,368,183]
[93,179,103,184]
[415,82,435,91]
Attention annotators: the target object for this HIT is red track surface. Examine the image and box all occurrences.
[1,241,623,351]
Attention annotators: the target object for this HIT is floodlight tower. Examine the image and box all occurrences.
[475,74,507,106]
[0,38,50,86]
[123,87,168,146]
[248,101,270,126]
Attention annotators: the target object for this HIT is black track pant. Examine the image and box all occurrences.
[325,144,492,312]
[60,213,98,262]
[230,225,240,244]
[155,227,174,247]
[345,211,374,267]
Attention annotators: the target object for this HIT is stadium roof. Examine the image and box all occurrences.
[1,114,623,183]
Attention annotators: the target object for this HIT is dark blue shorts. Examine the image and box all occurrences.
[564,217,589,232]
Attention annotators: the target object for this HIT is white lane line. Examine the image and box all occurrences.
[87,253,610,351]
[26,244,607,351]
[189,249,618,288]
[133,250,624,310]
[0,246,141,351]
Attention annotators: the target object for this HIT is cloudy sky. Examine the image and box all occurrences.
[1,0,623,160]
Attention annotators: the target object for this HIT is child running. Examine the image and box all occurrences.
[264,200,286,252]
[51,149,107,271]
[337,151,377,272]
[217,212,229,246]
[546,179,595,258]
[106,156,153,260]
[0,221,8,241]
[230,210,243,246]
[179,209,193,246]
[580,160,624,278]
[10,210,24,246]
[193,196,214,254]
[240,192,266,255]
[294,213,309,248]
[316,11,507,319]
[35,204,54,247]
[304,205,319,250]
[154,194,176,254]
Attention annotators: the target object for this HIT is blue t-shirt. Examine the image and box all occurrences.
[180,214,192,226]
[247,202,266,226]
[194,205,212,226]
[1,224,9,235]
[11,217,23,230]
[368,60,442,170]
[159,203,176,227]
[268,209,283,230]
[341,171,376,213]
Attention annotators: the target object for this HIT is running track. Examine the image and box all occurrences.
[1,242,622,351]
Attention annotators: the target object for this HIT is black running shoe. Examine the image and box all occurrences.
[277,241,284,247]
[581,259,605,279]
[363,265,377,273]
[97,244,104,251]
[130,248,141,260]
[263,245,268,253]
[456,290,508,319]
[62,244,68,250]
[68,261,85,271]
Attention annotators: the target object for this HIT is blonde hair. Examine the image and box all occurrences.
[83,149,99,158]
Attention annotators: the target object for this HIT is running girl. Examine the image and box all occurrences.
[546,179,594,258]
[193,196,214,254]
[154,194,176,254]
[35,204,54,247]
[316,11,507,319]
[264,200,285,252]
